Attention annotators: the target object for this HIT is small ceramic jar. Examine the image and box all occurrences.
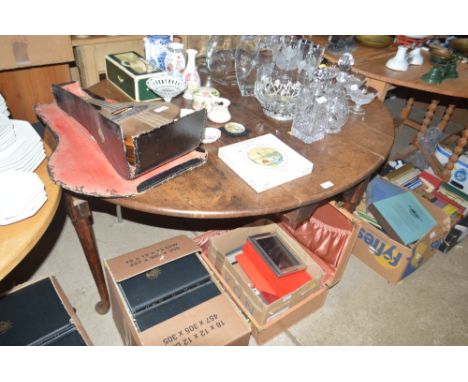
[192,87,220,110]
[207,97,231,124]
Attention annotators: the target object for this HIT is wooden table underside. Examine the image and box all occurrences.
[58,77,394,314]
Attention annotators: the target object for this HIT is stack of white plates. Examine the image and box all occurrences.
[0,119,45,172]
[0,171,47,225]
[0,93,9,118]
[0,116,16,151]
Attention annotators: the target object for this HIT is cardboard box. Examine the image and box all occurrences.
[105,235,251,346]
[350,194,451,283]
[203,203,358,344]
[0,36,73,70]
[208,223,324,325]
[105,51,162,101]
[0,276,92,346]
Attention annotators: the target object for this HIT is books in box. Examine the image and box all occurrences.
[0,277,90,346]
[218,134,313,192]
[368,191,437,245]
[118,253,220,332]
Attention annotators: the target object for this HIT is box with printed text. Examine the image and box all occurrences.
[349,193,451,283]
[105,235,251,346]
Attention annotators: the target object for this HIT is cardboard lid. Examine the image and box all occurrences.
[106,235,201,282]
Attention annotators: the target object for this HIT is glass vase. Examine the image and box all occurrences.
[235,35,261,96]
[206,36,238,86]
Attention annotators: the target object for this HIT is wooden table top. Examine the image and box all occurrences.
[313,36,468,99]
[0,144,62,280]
[86,78,394,219]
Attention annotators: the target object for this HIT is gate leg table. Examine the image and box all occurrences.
[42,78,394,314]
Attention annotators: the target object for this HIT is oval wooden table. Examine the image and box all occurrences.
[0,144,62,280]
[60,78,395,313]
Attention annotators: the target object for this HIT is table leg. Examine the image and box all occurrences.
[279,204,319,230]
[342,178,370,213]
[396,96,415,129]
[64,192,110,314]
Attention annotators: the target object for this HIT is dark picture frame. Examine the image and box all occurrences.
[247,233,306,277]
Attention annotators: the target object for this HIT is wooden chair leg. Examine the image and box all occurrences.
[396,96,415,129]
[437,102,456,133]
[442,122,468,182]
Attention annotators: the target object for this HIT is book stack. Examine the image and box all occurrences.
[383,162,422,190]
[438,183,468,211]
[413,170,467,225]
[360,176,437,245]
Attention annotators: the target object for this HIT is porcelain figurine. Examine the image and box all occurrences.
[385,46,409,71]
[408,47,424,66]
[182,49,201,100]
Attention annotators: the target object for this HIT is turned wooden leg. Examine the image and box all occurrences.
[396,96,415,129]
[442,122,468,182]
[391,99,441,161]
[415,99,440,142]
[64,192,110,314]
[437,103,456,133]
[342,178,370,213]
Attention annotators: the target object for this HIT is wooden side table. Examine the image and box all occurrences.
[72,35,146,88]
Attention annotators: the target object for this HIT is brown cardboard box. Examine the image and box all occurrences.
[0,36,73,70]
[105,235,251,346]
[203,203,358,344]
[208,223,324,325]
[0,275,92,346]
[348,194,451,283]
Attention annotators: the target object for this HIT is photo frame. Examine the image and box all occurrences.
[247,233,306,277]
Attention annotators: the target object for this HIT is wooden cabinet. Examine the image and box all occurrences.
[0,36,73,70]
[0,36,74,123]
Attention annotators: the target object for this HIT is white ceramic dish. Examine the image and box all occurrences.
[0,170,47,225]
[202,127,221,144]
